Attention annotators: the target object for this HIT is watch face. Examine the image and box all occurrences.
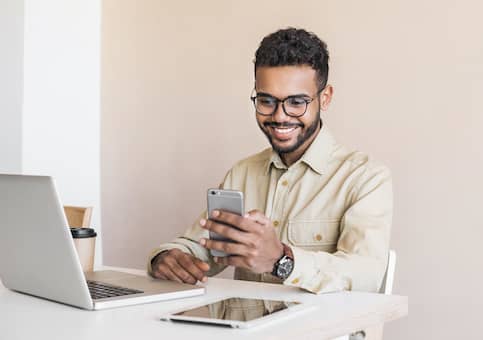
[277,257,294,279]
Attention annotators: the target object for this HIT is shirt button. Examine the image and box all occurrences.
[281,180,289,186]
[315,234,323,241]
[273,220,280,227]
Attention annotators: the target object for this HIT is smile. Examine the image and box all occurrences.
[274,127,296,134]
[269,125,300,140]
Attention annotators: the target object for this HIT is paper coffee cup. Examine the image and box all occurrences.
[70,227,97,272]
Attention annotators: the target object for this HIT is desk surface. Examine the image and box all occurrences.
[0,267,407,340]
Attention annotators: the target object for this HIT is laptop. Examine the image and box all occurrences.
[0,174,205,310]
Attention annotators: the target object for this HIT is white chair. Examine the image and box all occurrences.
[378,249,397,295]
[332,250,397,340]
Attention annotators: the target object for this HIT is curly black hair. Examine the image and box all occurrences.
[254,28,329,91]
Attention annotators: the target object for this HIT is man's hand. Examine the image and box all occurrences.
[199,210,283,273]
[151,249,210,284]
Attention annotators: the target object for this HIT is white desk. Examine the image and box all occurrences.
[0,267,407,340]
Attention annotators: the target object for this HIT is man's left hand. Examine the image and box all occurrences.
[199,210,283,273]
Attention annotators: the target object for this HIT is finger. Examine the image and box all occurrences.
[214,255,249,269]
[164,256,197,284]
[156,264,183,283]
[200,238,249,256]
[156,273,167,280]
[210,210,257,233]
[176,253,208,282]
[193,257,210,272]
[202,219,251,244]
[245,210,270,225]
[152,266,167,280]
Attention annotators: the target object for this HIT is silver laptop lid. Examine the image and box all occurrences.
[0,174,93,309]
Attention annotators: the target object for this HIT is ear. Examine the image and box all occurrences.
[319,85,334,111]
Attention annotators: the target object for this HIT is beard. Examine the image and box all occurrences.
[258,110,321,155]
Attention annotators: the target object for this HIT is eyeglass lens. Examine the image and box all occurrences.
[254,95,309,117]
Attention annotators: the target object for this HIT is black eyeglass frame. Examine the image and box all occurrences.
[250,88,325,118]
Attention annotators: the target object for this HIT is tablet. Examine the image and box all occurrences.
[160,297,315,329]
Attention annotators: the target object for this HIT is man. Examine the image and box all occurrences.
[148,28,392,294]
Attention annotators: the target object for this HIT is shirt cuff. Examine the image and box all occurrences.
[283,246,350,294]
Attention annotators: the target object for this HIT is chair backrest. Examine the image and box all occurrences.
[335,250,397,340]
[63,206,93,228]
[378,249,396,295]
[348,250,395,340]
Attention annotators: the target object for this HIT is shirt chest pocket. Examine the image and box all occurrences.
[287,219,340,251]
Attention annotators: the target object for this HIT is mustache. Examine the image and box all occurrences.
[263,122,303,128]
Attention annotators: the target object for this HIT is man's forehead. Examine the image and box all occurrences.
[255,65,318,96]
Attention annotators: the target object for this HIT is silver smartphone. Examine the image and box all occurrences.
[207,188,244,257]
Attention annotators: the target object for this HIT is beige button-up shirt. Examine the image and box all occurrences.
[148,125,393,294]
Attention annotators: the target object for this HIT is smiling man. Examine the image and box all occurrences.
[148,28,393,295]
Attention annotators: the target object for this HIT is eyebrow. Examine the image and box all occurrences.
[256,91,311,98]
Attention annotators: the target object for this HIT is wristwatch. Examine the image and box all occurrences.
[271,243,294,280]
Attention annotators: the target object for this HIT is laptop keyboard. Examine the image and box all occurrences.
[87,280,143,300]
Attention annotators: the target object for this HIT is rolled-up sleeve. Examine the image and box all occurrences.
[147,170,237,277]
[147,211,228,277]
[284,165,393,294]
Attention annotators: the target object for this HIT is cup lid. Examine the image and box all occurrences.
[70,227,97,238]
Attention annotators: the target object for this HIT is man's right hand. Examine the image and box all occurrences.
[151,249,210,284]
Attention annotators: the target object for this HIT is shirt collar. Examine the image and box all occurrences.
[265,123,336,175]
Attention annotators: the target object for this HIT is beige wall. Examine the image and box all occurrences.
[101,1,483,339]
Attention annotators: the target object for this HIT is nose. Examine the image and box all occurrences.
[271,101,290,123]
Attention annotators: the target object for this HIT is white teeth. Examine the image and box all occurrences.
[274,127,296,134]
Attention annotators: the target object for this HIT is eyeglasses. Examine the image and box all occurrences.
[250,88,323,117]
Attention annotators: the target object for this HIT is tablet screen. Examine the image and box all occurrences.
[173,297,300,322]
